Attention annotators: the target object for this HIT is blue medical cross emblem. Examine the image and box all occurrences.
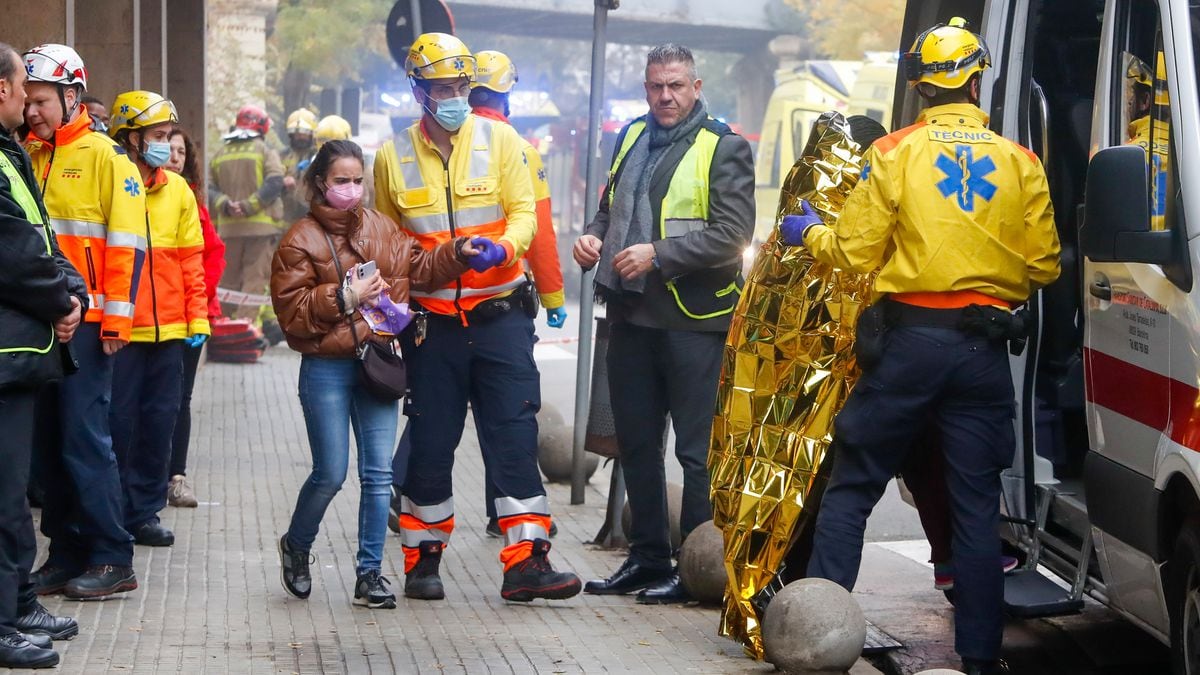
[537,168,546,183]
[860,160,872,182]
[453,58,465,72]
[123,177,141,197]
[935,145,997,212]
[120,104,130,114]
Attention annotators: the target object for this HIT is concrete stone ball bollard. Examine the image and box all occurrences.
[621,481,684,549]
[536,403,599,483]
[678,520,726,604]
[762,578,866,675]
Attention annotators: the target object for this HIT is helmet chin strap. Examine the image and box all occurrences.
[54,84,80,136]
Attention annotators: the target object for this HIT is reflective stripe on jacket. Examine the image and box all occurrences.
[608,118,740,320]
[804,103,1061,304]
[130,169,211,342]
[26,108,148,341]
[209,136,284,236]
[373,115,536,316]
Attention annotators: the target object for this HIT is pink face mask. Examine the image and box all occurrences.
[324,182,363,211]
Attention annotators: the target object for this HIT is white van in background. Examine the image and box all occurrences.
[895,0,1200,669]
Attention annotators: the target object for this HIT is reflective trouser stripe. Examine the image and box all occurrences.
[399,496,454,573]
[495,495,553,557]
[495,495,549,518]
[503,520,549,545]
[411,277,524,301]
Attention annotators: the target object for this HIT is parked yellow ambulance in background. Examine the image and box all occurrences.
[894,0,1200,670]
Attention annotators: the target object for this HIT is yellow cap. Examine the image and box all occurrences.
[314,115,352,147]
[108,90,178,138]
[902,17,990,89]
[286,109,317,134]
[406,32,475,82]
[472,50,518,93]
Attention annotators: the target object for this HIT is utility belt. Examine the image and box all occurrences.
[413,277,539,325]
[854,296,1029,371]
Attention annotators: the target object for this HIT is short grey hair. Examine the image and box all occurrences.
[646,43,698,81]
[0,43,19,83]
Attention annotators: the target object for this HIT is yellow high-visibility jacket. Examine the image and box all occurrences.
[132,169,210,342]
[26,109,148,341]
[374,114,536,316]
[1127,115,1169,231]
[804,103,1061,304]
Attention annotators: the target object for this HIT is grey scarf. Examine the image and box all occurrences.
[596,99,708,295]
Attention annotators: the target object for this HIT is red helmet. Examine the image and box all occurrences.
[234,104,271,136]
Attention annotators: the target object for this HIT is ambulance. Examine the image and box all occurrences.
[894,0,1200,669]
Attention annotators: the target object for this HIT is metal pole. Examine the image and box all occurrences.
[570,0,611,505]
[410,0,424,37]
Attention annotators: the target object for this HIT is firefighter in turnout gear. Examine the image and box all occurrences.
[374,32,581,603]
[22,43,143,600]
[280,108,317,224]
[209,103,284,322]
[781,19,1060,675]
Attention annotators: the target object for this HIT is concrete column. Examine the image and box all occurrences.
[138,0,165,92]
[74,0,136,104]
[167,0,207,161]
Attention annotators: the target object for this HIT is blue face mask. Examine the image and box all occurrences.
[429,96,470,132]
[142,141,172,168]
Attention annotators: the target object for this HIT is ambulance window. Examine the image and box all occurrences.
[756,121,780,187]
[792,110,819,160]
[1115,0,1175,231]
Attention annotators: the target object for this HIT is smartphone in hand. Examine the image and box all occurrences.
[357,260,377,279]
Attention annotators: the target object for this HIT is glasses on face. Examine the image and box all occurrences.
[428,80,471,100]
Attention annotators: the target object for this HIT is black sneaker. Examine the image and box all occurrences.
[0,632,58,669]
[14,601,79,640]
[30,564,77,596]
[501,539,582,602]
[278,535,312,599]
[487,519,558,538]
[404,541,445,600]
[64,565,137,599]
[353,570,396,609]
[133,521,175,547]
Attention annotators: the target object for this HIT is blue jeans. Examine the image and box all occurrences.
[287,356,397,574]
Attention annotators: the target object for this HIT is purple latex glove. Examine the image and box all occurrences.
[468,237,508,272]
[780,199,824,246]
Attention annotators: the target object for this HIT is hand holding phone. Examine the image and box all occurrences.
[357,260,377,279]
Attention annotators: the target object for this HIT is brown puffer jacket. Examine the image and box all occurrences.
[271,203,467,357]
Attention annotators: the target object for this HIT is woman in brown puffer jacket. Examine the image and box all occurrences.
[269,140,494,610]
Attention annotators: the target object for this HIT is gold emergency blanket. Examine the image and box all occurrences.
[708,112,875,658]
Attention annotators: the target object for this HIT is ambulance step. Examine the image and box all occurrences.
[1003,569,1084,617]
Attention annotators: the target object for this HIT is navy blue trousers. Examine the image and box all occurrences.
[110,340,184,531]
[393,405,501,519]
[34,322,134,568]
[399,309,544,508]
[806,326,1015,661]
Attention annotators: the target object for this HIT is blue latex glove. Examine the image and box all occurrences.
[467,237,508,273]
[546,306,567,329]
[185,333,209,348]
[780,199,823,246]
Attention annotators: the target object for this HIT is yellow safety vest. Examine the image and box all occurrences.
[0,150,55,355]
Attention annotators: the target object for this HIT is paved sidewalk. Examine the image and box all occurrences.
[30,346,799,674]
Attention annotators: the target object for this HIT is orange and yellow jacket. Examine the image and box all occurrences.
[374,114,536,317]
[131,169,210,342]
[804,103,1061,305]
[26,108,148,342]
[472,108,564,309]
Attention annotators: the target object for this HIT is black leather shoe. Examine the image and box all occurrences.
[635,572,693,605]
[0,632,58,668]
[64,565,138,599]
[19,632,51,649]
[962,658,1009,675]
[30,564,79,596]
[14,601,79,640]
[583,558,672,595]
[133,521,175,547]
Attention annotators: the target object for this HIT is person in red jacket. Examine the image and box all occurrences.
[165,127,225,508]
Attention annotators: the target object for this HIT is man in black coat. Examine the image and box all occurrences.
[0,42,89,669]
[574,43,754,604]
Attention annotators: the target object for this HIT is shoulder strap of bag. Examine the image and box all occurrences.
[322,231,364,355]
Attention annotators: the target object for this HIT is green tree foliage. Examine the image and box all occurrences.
[787,0,906,58]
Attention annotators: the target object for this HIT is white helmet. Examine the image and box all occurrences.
[23,43,88,91]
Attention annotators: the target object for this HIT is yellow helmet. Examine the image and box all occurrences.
[472,50,518,93]
[108,90,178,138]
[902,17,991,89]
[405,32,475,82]
[314,115,352,147]
[286,109,317,134]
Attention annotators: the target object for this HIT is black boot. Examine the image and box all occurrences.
[405,541,446,600]
[29,563,78,596]
[501,539,581,602]
[14,600,79,640]
[353,569,396,609]
[0,632,58,668]
[133,521,175,547]
[63,565,138,599]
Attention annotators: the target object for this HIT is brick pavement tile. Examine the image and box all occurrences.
[28,347,786,674]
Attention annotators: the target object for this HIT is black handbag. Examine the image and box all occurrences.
[323,233,407,401]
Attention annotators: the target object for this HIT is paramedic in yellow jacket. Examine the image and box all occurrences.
[781,19,1059,675]
[1124,53,1169,231]
[23,43,142,599]
[374,32,581,604]
[106,91,210,550]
